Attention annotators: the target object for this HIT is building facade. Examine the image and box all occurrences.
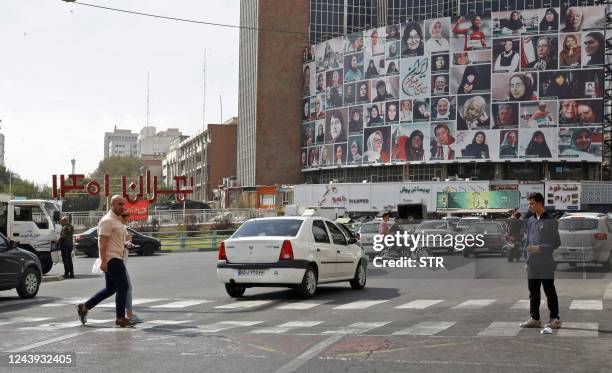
[104,127,138,158]
[237,0,309,187]
[163,118,238,202]
[137,127,182,156]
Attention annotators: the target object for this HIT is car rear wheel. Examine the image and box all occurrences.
[225,283,246,298]
[142,244,155,256]
[17,267,41,299]
[39,253,52,275]
[350,260,367,290]
[295,266,317,298]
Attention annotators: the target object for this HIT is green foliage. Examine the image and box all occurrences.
[91,156,144,179]
[0,166,52,199]
[62,193,101,212]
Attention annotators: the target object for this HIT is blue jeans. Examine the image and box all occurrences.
[85,258,128,319]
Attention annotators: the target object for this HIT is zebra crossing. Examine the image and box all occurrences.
[2,296,607,312]
[0,315,606,338]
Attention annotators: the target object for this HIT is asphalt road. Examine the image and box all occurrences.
[1,252,612,373]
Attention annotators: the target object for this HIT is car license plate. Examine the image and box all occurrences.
[563,253,577,259]
[238,269,265,276]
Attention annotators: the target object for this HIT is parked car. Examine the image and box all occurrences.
[441,216,461,229]
[413,220,459,254]
[462,221,506,257]
[216,216,367,298]
[357,221,380,260]
[74,227,161,257]
[456,216,484,232]
[554,213,612,271]
[0,233,42,298]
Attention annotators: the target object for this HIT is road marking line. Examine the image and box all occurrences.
[251,321,323,334]
[7,331,89,353]
[0,317,51,326]
[322,322,390,335]
[0,299,41,308]
[275,334,344,373]
[452,299,496,309]
[332,300,389,310]
[392,321,456,336]
[137,320,192,329]
[510,300,544,309]
[569,300,603,310]
[276,301,330,310]
[395,300,444,309]
[557,322,599,337]
[19,318,113,331]
[215,301,273,309]
[477,322,522,337]
[197,321,263,333]
[151,300,212,308]
[98,298,165,307]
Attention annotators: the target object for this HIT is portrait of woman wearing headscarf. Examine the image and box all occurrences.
[461,131,490,159]
[561,128,597,157]
[363,130,390,163]
[499,130,519,157]
[425,20,449,53]
[500,11,525,34]
[525,130,552,158]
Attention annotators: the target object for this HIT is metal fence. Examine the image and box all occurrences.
[66,208,277,229]
[141,229,236,251]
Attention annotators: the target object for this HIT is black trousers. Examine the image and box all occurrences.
[528,278,559,321]
[61,246,74,277]
[85,258,128,319]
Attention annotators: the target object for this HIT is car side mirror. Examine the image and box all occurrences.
[349,237,358,245]
[9,240,17,249]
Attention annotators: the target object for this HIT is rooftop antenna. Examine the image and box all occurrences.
[146,71,151,127]
[202,49,207,132]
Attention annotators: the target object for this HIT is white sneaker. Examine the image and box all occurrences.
[544,319,562,329]
[520,318,542,328]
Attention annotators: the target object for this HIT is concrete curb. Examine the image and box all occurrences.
[42,275,64,283]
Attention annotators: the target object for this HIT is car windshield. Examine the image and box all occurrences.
[360,223,379,234]
[457,218,480,227]
[467,223,501,234]
[232,219,303,238]
[559,218,598,231]
[418,221,447,230]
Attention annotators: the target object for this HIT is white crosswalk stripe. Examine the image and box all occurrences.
[251,321,323,334]
[0,317,51,326]
[392,322,456,336]
[569,300,603,310]
[138,320,193,329]
[322,322,390,335]
[477,322,522,337]
[99,298,166,308]
[276,301,330,310]
[452,299,496,309]
[557,322,599,337]
[20,318,114,331]
[332,300,389,310]
[215,301,273,309]
[395,300,444,309]
[510,300,544,309]
[151,300,212,309]
[196,321,263,333]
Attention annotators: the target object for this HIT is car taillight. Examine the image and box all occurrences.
[74,236,82,242]
[594,233,607,240]
[218,241,227,261]
[356,233,361,241]
[279,240,294,260]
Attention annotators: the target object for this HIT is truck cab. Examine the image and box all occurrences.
[0,196,61,274]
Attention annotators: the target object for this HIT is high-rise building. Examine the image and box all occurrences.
[104,127,138,158]
[237,0,309,186]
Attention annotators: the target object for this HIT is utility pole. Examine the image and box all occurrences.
[146,71,151,127]
[70,159,76,175]
[219,95,223,123]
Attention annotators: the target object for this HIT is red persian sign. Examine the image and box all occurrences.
[124,199,149,221]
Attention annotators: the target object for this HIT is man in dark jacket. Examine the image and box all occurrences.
[520,193,561,329]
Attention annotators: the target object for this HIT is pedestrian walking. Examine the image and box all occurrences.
[520,193,562,329]
[59,216,75,279]
[378,212,391,236]
[77,195,135,328]
[120,211,143,323]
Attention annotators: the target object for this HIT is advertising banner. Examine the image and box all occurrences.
[544,181,581,210]
[437,191,519,210]
[124,199,149,221]
[302,6,605,170]
[518,182,544,212]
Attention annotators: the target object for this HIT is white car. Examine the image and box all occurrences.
[217,217,367,298]
[554,213,612,271]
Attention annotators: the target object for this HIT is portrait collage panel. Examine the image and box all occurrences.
[301,5,605,170]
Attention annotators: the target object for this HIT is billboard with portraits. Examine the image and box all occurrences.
[301,5,605,170]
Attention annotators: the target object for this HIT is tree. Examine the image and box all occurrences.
[91,156,144,179]
[0,166,52,199]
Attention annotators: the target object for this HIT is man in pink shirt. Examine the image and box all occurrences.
[77,195,135,328]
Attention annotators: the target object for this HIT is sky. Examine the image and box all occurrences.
[0,0,240,186]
